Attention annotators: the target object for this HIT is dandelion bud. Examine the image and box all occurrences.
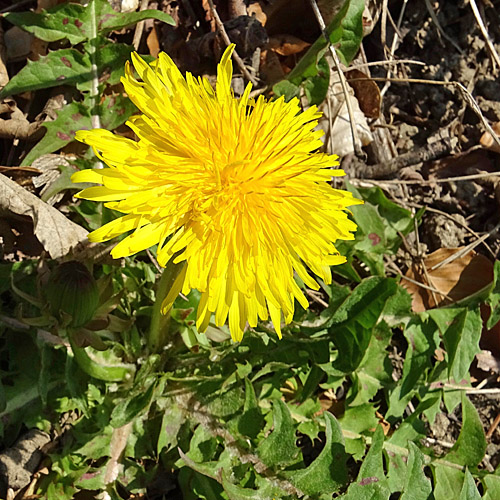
[45,261,98,327]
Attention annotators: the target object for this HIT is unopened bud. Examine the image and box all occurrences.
[45,261,98,327]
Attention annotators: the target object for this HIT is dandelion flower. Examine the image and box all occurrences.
[72,44,362,341]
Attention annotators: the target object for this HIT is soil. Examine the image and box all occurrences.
[362,1,500,255]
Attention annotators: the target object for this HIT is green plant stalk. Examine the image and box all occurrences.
[67,330,135,382]
[148,259,184,353]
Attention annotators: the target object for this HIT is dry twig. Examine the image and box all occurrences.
[429,221,500,271]
[352,170,500,186]
[380,0,408,98]
[132,0,151,51]
[405,201,497,259]
[354,137,452,179]
[206,0,258,86]
[424,0,464,55]
[486,412,500,440]
[308,0,364,159]
[469,0,500,68]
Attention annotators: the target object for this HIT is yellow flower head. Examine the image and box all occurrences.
[73,44,362,341]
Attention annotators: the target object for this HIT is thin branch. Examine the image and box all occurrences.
[354,136,452,179]
[0,0,34,13]
[346,59,426,71]
[89,1,101,131]
[486,412,500,440]
[380,0,409,97]
[441,384,500,395]
[0,315,68,346]
[429,221,500,271]
[308,0,364,159]
[469,0,500,68]
[89,0,104,169]
[132,0,150,51]
[351,170,500,186]
[424,0,464,55]
[404,201,497,259]
[206,0,258,86]
[398,273,452,300]
[424,437,454,449]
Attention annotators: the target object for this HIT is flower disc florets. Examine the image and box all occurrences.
[72,44,362,341]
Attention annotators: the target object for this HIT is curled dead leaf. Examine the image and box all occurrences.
[146,25,160,58]
[247,1,267,25]
[476,350,500,374]
[480,122,500,154]
[345,69,381,119]
[401,248,493,312]
[0,173,88,259]
[317,77,374,156]
[260,49,285,84]
[268,35,310,56]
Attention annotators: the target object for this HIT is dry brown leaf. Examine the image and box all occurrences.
[201,0,216,31]
[0,23,8,89]
[476,350,500,374]
[228,0,247,17]
[104,423,133,484]
[31,154,75,206]
[375,410,391,435]
[346,68,381,119]
[480,122,500,154]
[247,1,267,25]
[402,248,494,312]
[0,173,88,259]
[146,25,160,58]
[268,34,310,56]
[260,49,285,84]
[425,149,493,180]
[316,77,373,157]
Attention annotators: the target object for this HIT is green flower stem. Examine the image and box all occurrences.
[67,330,136,382]
[148,259,184,353]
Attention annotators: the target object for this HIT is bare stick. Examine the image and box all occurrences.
[429,221,500,271]
[486,412,500,440]
[0,0,33,13]
[132,0,150,51]
[381,0,388,47]
[308,0,364,158]
[395,268,452,300]
[441,384,500,395]
[89,0,103,168]
[353,170,500,186]
[354,136,452,179]
[206,0,258,86]
[469,0,500,68]
[347,59,426,71]
[424,0,464,55]
[381,0,408,98]
[405,201,497,259]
